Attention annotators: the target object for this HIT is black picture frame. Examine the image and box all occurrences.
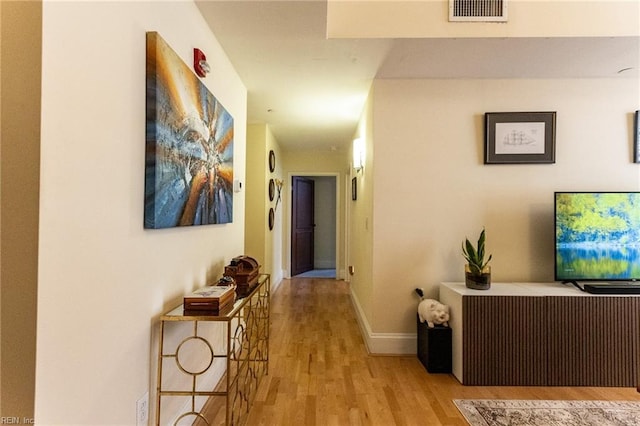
[268,178,275,201]
[485,112,556,164]
[634,111,640,164]
[268,208,275,230]
[268,150,276,173]
[351,177,357,201]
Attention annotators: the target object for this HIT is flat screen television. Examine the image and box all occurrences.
[555,192,640,283]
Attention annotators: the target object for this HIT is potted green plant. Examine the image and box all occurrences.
[462,228,492,290]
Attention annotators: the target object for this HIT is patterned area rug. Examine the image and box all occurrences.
[454,399,640,426]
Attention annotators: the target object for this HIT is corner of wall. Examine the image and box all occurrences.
[0,0,42,418]
[349,287,415,355]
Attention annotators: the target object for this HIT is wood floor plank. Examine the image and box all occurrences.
[242,278,640,425]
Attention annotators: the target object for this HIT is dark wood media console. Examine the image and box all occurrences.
[440,282,640,387]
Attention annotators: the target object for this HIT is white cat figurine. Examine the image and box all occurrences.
[417,297,450,328]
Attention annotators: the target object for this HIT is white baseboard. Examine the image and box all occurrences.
[269,270,284,293]
[338,268,346,280]
[271,276,283,294]
[348,288,416,355]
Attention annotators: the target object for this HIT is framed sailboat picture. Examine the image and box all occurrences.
[484,112,556,164]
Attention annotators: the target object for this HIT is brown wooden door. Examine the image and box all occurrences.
[291,176,314,276]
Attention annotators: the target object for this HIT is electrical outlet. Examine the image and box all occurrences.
[136,391,149,426]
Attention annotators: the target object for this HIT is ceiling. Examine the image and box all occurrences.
[196,0,639,152]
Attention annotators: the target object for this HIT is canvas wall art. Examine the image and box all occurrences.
[145,32,234,229]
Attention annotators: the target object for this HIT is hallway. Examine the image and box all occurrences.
[244,278,639,425]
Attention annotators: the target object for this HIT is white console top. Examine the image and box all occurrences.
[442,281,608,297]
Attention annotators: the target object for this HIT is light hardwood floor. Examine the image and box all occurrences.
[244,278,639,425]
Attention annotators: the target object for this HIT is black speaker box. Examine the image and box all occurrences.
[417,314,452,373]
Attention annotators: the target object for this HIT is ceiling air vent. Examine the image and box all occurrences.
[449,0,508,22]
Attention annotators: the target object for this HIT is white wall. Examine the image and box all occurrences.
[351,77,640,353]
[37,1,246,424]
[313,176,337,269]
[245,124,284,288]
[244,125,269,272]
[348,93,376,350]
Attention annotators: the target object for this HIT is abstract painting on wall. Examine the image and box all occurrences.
[145,32,234,229]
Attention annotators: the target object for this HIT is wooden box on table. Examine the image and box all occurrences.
[183,285,235,315]
[224,255,260,297]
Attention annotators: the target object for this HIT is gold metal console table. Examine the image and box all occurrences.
[155,274,269,425]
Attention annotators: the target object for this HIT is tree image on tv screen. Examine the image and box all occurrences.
[556,193,640,280]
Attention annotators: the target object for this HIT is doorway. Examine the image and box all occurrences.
[291,176,315,276]
[289,174,338,278]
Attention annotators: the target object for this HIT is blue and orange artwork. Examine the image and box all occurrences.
[145,32,234,229]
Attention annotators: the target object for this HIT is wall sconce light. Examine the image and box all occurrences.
[193,48,211,78]
[353,137,365,172]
